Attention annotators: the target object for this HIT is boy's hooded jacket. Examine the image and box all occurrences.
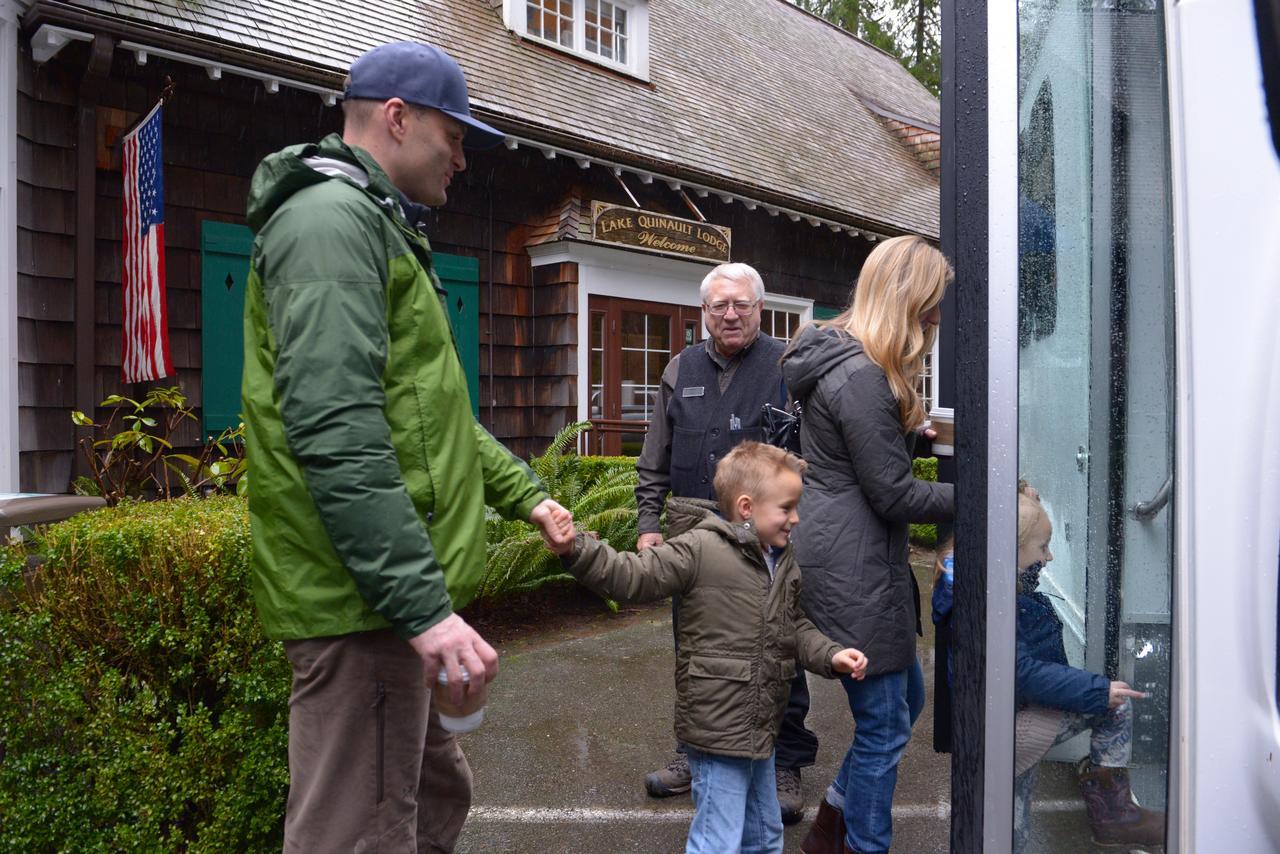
[564,498,843,759]
[242,134,546,641]
[781,325,954,675]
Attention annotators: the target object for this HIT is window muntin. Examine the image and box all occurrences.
[916,350,934,415]
[505,0,648,78]
[526,0,573,47]
[585,0,629,64]
[759,307,801,343]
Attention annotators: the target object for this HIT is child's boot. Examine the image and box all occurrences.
[799,799,844,854]
[1076,760,1166,848]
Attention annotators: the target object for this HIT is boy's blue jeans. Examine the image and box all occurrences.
[685,748,784,854]
[825,658,924,854]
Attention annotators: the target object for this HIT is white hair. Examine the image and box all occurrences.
[699,262,766,302]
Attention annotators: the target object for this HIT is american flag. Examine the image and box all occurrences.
[120,101,173,383]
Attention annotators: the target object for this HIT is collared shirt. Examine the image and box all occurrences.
[634,335,759,534]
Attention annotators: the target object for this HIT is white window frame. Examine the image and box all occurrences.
[527,241,812,424]
[501,0,651,81]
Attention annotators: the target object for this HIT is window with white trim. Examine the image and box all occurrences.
[503,0,650,79]
[916,350,935,414]
[759,307,802,343]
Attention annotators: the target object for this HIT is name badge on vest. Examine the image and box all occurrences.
[682,386,705,398]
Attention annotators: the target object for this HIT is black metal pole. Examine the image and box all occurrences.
[942,0,989,848]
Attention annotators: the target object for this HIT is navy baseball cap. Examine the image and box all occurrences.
[344,41,504,149]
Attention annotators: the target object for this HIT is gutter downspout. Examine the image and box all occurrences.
[486,165,495,430]
[73,33,113,481]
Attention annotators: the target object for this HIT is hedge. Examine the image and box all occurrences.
[0,497,289,852]
[910,456,940,547]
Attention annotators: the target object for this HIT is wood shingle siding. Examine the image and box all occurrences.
[17,45,345,491]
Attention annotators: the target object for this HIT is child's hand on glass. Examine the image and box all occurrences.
[1108,680,1148,708]
[832,648,868,680]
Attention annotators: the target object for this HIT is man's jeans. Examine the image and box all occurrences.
[824,660,921,854]
[685,748,784,854]
[775,669,818,770]
[283,630,472,853]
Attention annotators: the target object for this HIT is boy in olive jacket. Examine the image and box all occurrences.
[548,442,866,854]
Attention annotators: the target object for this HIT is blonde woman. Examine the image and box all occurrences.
[782,235,956,854]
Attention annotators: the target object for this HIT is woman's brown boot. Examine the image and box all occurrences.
[799,799,844,854]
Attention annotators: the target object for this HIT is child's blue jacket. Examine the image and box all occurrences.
[1015,591,1110,714]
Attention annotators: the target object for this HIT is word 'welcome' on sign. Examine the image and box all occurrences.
[592,202,732,263]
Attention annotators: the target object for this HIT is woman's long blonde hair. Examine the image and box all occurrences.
[823,235,953,430]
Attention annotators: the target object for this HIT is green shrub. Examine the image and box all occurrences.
[0,497,288,851]
[910,456,940,547]
[480,424,639,604]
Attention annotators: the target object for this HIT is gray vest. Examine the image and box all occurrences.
[667,335,788,500]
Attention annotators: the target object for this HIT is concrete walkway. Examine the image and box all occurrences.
[454,554,1093,853]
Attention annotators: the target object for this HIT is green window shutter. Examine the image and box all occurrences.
[813,305,842,321]
[200,221,252,438]
[433,253,481,418]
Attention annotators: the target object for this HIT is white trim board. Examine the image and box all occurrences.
[0,5,21,491]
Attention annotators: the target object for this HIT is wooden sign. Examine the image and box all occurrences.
[591,202,731,263]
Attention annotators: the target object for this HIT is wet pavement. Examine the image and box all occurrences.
[455,554,1097,853]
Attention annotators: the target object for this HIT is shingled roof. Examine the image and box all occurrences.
[27,0,940,236]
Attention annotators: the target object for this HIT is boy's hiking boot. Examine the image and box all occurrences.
[776,766,805,824]
[799,798,844,854]
[1076,760,1166,849]
[644,753,691,797]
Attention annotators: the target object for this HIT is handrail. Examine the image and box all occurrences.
[1131,475,1173,522]
[579,418,651,455]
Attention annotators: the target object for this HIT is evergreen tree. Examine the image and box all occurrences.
[797,0,941,96]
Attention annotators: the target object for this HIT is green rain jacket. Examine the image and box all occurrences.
[242,134,547,641]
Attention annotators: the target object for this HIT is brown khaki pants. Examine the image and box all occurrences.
[282,630,472,853]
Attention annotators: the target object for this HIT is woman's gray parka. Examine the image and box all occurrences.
[782,325,954,675]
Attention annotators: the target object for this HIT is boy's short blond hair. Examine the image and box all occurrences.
[713,441,807,518]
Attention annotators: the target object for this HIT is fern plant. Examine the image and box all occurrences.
[478,422,639,604]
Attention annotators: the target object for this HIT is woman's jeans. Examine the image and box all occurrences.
[685,748,783,854]
[825,658,924,854]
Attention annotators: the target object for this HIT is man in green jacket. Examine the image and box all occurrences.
[241,41,573,851]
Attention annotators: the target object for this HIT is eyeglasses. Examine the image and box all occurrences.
[704,299,760,316]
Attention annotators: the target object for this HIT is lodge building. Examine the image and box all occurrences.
[1,0,941,492]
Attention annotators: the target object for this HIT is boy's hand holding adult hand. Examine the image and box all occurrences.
[832,648,869,680]
[1108,680,1148,708]
[409,613,499,708]
[530,498,574,552]
[637,532,664,551]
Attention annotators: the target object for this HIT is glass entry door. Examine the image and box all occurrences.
[587,296,702,456]
[1013,0,1176,849]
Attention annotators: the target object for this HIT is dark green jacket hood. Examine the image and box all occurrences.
[246,134,406,234]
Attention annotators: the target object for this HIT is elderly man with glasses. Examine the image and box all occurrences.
[633,262,819,825]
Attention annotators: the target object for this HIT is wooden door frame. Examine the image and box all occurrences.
[587,295,702,455]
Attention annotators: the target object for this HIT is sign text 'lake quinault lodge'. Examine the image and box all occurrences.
[591,202,732,263]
